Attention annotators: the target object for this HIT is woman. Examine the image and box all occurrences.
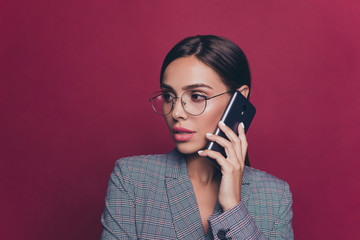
[101,35,294,239]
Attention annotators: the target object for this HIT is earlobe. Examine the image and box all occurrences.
[237,85,249,99]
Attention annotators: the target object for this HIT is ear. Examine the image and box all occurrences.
[237,85,250,99]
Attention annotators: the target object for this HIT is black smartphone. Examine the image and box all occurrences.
[205,90,256,168]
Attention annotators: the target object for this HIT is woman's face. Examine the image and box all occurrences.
[162,56,231,155]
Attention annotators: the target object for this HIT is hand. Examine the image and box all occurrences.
[198,121,247,211]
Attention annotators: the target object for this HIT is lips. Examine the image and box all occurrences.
[172,127,195,141]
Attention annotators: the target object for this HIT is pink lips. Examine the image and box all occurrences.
[172,127,195,141]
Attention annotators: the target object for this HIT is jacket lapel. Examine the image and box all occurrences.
[165,149,205,239]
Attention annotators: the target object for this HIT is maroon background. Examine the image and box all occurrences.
[1,1,359,239]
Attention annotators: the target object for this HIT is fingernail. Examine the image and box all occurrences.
[206,133,213,136]
[198,150,203,154]
[219,121,225,126]
[240,122,245,128]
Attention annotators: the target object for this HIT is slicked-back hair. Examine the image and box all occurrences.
[160,35,251,96]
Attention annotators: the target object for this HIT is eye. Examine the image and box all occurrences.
[162,92,175,103]
[190,91,206,102]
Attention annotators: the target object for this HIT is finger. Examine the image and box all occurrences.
[218,121,243,160]
[198,149,231,170]
[206,133,237,162]
[218,121,240,144]
[237,122,248,162]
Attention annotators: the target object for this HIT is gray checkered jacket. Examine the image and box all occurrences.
[101,149,293,239]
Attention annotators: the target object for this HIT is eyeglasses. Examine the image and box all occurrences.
[149,90,233,116]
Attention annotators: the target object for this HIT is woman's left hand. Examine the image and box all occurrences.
[198,121,247,211]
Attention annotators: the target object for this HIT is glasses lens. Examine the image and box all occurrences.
[182,91,207,115]
[150,92,174,115]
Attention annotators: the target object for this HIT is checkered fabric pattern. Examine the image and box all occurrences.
[100,149,293,239]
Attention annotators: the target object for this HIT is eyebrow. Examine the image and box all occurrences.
[160,83,213,91]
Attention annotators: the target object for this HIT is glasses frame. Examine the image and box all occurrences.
[149,90,234,116]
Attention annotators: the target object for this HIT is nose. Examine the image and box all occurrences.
[171,97,188,120]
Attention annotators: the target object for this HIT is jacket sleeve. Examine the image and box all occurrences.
[208,182,293,240]
[100,160,137,240]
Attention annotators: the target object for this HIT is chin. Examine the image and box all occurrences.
[176,147,198,155]
[175,142,206,155]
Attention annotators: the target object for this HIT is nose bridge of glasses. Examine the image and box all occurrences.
[168,93,185,105]
[168,93,190,117]
[172,95,185,110]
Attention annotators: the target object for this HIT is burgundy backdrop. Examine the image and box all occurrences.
[1,1,359,239]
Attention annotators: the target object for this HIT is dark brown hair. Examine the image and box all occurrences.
[160,35,251,96]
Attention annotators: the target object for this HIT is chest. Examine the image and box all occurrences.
[133,176,221,239]
[192,182,219,233]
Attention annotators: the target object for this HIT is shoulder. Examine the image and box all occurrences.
[244,166,292,197]
[115,153,169,169]
[111,152,175,183]
[245,166,287,185]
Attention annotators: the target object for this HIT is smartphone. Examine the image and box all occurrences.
[205,90,256,168]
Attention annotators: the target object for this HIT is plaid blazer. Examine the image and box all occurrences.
[101,149,293,240]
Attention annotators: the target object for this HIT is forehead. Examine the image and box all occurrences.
[162,56,227,92]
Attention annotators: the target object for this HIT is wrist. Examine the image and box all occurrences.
[221,199,241,212]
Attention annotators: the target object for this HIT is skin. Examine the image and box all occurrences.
[162,55,249,233]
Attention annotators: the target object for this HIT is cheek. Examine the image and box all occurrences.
[163,116,172,129]
[199,104,226,133]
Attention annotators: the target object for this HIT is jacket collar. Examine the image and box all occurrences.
[164,148,187,178]
[165,148,252,185]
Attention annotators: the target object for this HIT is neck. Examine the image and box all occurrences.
[186,153,220,185]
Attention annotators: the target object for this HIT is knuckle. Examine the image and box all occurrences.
[223,141,230,148]
[210,151,220,158]
[215,152,223,158]
[201,150,209,154]
[225,139,234,147]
